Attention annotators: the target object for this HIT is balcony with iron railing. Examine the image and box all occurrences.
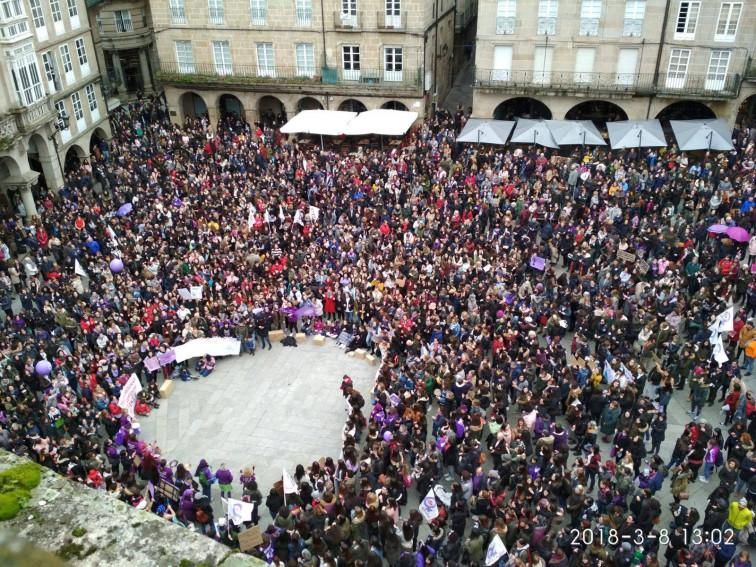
[156,61,422,90]
[376,10,405,29]
[296,7,312,26]
[10,98,56,134]
[473,69,741,99]
[334,10,360,29]
[170,6,187,23]
[115,18,134,32]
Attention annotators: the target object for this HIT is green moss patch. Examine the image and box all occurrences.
[0,463,41,521]
[71,527,87,537]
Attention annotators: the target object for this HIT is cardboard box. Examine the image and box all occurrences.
[158,379,174,399]
[296,333,307,343]
[313,335,326,346]
[269,329,285,342]
[365,354,377,365]
[347,351,355,358]
[354,348,366,359]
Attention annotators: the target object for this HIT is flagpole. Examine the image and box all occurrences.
[283,474,286,507]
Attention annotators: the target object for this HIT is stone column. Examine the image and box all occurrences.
[1,170,40,220]
[19,184,37,218]
[111,52,124,86]
[139,49,153,92]
[207,106,220,129]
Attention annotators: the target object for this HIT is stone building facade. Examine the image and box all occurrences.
[0,0,111,216]
[473,0,756,126]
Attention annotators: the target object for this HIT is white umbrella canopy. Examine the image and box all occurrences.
[457,119,515,144]
[545,120,606,146]
[279,110,357,136]
[607,120,666,149]
[510,119,559,149]
[669,119,734,152]
[342,109,419,136]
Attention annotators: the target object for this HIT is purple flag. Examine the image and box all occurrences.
[530,255,546,271]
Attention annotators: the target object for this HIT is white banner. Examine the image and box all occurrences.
[118,373,142,418]
[715,306,735,333]
[74,259,87,277]
[226,497,255,524]
[309,206,319,221]
[419,488,439,521]
[283,468,299,494]
[173,338,241,363]
[485,535,508,566]
[604,360,616,384]
[713,335,729,365]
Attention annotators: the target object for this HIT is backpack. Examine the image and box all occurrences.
[196,508,209,523]
[658,463,669,478]
[715,449,724,468]
[749,531,756,547]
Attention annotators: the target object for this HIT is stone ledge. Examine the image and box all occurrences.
[0,450,265,567]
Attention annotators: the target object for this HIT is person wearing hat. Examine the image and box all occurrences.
[724,498,754,535]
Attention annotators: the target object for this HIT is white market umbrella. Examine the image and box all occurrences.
[457,119,515,145]
[607,120,666,150]
[545,120,606,147]
[510,119,559,149]
[280,110,357,147]
[342,109,418,136]
[669,119,734,152]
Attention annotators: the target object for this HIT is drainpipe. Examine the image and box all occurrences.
[432,0,439,112]
[320,0,327,67]
[646,0,672,118]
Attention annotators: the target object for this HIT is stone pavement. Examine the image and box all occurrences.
[138,338,376,518]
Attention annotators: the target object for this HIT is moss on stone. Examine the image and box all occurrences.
[0,463,41,521]
[57,540,86,561]
[71,527,87,537]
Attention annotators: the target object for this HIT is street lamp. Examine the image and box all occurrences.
[49,111,70,178]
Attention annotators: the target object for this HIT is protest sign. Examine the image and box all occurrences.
[117,374,142,417]
[238,526,263,552]
[529,255,545,271]
[144,357,160,372]
[617,250,636,262]
[190,286,203,300]
[156,478,180,501]
[178,288,193,301]
[158,350,176,366]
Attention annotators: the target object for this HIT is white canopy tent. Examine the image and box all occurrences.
[279,110,357,136]
[607,120,666,150]
[510,119,560,149]
[544,120,606,147]
[669,119,735,152]
[457,119,515,145]
[342,109,419,136]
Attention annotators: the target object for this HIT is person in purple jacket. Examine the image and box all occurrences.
[215,463,234,499]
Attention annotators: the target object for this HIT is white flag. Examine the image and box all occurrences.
[715,306,735,333]
[708,325,720,345]
[278,205,285,222]
[419,488,439,521]
[247,205,255,229]
[713,336,729,365]
[226,497,255,524]
[74,259,87,277]
[432,484,451,507]
[282,468,299,494]
[117,373,142,418]
[309,206,320,221]
[485,534,508,566]
[294,210,304,226]
[620,363,634,384]
[603,360,616,384]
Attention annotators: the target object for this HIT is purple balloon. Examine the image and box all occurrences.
[35,360,52,375]
[110,259,124,273]
[383,431,392,443]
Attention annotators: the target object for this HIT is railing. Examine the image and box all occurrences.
[170,7,187,24]
[156,61,422,89]
[115,18,133,32]
[101,69,122,97]
[0,115,19,140]
[473,69,740,98]
[296,7,312,26]
[13,98,55,134]
[334,10,360,29]
[208,6,225,24]
[376,10,405,29]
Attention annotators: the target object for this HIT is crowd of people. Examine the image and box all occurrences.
[2,92,756,567]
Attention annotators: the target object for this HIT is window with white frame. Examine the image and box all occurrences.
[674,1,699,39]
[384,46,402,81]
[75,38,87,65]
[114,10,133,32]
[175,40,194,73]
[341,45,360,80]
[296,0,312,26]
[496,0,515,35]
[492,45,513,81]
[250,0,265,25]
[1,0,25,20]
[706,50,730,90]
[50,0,62,22]
[9,50,43,106]
[85,83,97,111]
[212,41,231,74]
[537,0,558,35]
[208,0,224,25]
[95,12,102,32]
[256,42,275,77]
[71,91,83,122]
[60,44,72,72]
[579,0,601,36]
[615,47,639,85]
[67,0,80,28]
[385,0,400,27]
[29,0,45,30]
[169,0,187,23]
[715,2,741,42]
[41,50,60,91]
[533,45,554,83]
[666,48,690,88]
[340,0,356,26]
[295,43,314,77]
[573,46,596,83]
[622,0,645,37]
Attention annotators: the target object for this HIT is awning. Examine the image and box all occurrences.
[669,119,734,152]
[457,119,515,144]
[342,109,419,136]
[607,120,666,149]
[279,110,357,136]
[544,120,606,146]
[510,119,559,149]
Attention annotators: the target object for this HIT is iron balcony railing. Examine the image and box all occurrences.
[115,18,133,32]
[334,10,360,29]
[376,10,405,29]
[208,6,225,24]
[473,69,740,98]
[156,61,422,89]
[251,7,266,25]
